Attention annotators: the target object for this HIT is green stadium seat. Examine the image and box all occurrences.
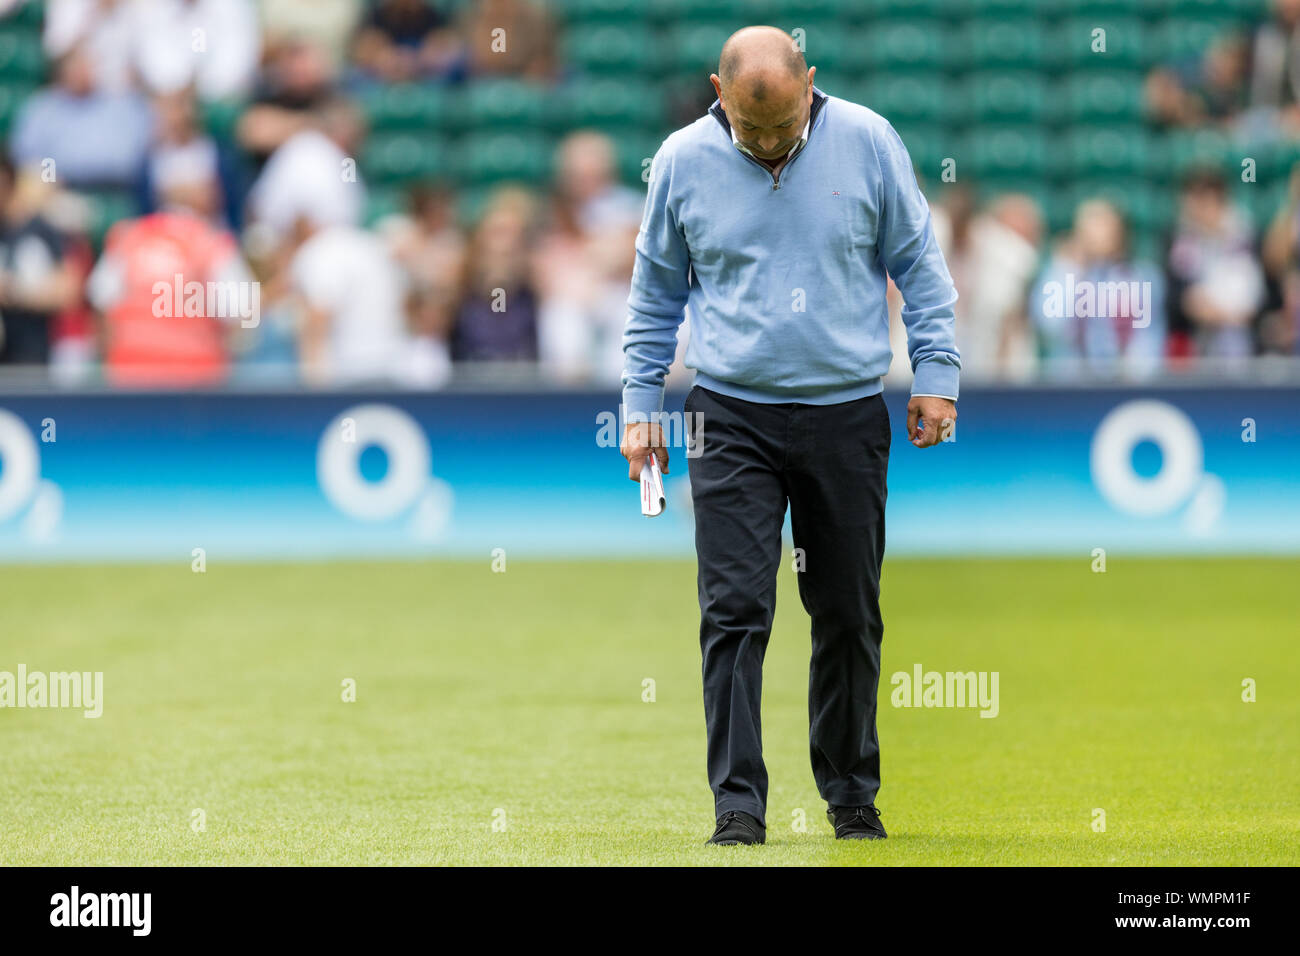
[1160,128,1233,177]
[664,21,739,74]
[463,79,552,130]
[890,124,949,185]
[0,29,45,82]
[200,98,243,142]
[868,20,949,73]
[964,126,1050,181]
[1060,72,1145,123]
[456,131,555,185]
[361,132,453,184]
[961,19,1048,71]
[7,0,44,28]
[560,0,654,24]
[557,78,668,131]
[787,21,875,75]
[648,0,745,25]
[1164,0,1258,28]
[855,75,960,127]
[968,71,1050,125]
[857,0,969,22]
[1240,180,1285,231]
[565,23,662,75]
[971,0,1058,18]
[0,81,36,134]
[1248,137,1300,182]
[1050,0,1149,17]
[757,0,842,19]
[616,131,670,187]
[358,84,460,133]
[1055,18,1152,70]
[1150,18,1235,63]
[1060,125,1151,179]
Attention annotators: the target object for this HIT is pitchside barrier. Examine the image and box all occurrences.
[0,385,1296,562]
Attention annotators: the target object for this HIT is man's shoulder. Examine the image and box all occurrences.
[822,93,894,138]
[652,114,727,167]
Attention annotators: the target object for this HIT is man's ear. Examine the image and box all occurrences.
[709,73,723,105]
[807,66,816,97]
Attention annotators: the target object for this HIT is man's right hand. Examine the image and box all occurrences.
[621,421,669,482]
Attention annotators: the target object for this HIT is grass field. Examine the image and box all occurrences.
[1,557,1296,866]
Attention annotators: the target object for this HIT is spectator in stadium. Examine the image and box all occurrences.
[260,0,364,73]
[0,157,79,367]
[1144,32,1251,131]
[351,0,462,84]
[375,182,465,299]
[132,0,261,101]
[237,39,339,168]
[1165,169,1266,360]
[286,214,419,385]
[85,179,255,387]
[374,183,465,386]
[1031,198,1166,378]
[1242,0,1300,139]
[533,131,643,384]
[43,0,138,94]
[936,190,1043,381]
[1262,162,1300,355]
[10,43,153,188]
[44,0,258,99]
[142,89,232,227]
[456,0,557,81]
[450,186,540,362]
[245,97,367,243]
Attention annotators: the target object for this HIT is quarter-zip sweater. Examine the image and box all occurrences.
[621,87,961,419]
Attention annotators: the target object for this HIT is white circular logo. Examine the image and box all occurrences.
[0,408,39,522]
[1090,400,1204,517]
[317,404,431,520]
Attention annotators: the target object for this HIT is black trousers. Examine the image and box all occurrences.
[685,384,890,826]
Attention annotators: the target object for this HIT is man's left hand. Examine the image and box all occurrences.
[907,396,957,449]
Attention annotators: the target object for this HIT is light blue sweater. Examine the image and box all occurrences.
[621,88,960,419]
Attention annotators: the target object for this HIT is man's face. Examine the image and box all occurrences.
[715,69,814,161]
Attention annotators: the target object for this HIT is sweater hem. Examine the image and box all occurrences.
[692,371,885,406]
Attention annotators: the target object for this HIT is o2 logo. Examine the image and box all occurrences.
[1090,400,1223,534]
[0,408,61,543]
[316,404,452,539]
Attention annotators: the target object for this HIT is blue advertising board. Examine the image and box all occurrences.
[0,386,1295,562]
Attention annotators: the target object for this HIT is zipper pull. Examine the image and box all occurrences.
[772,180,780,191]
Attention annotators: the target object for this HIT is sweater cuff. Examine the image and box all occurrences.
[621,384,665,422]
[911,359,960,401]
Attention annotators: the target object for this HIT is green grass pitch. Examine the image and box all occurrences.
[1,557,1296,866]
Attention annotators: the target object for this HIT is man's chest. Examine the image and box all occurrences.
[675,157,881,270]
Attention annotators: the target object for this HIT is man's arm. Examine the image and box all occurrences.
[873,122,961,448]
[620,144,691,480]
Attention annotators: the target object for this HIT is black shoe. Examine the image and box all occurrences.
[827,804,887,840]
[706,810,766,845]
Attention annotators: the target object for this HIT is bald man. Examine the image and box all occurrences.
[620,27,960,845]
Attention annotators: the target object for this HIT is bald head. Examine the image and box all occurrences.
[711,27,814,162]
[717,26,807,99]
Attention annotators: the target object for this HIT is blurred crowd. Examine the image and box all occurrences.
[0,0,1298,389]
[924,0,1300,382]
